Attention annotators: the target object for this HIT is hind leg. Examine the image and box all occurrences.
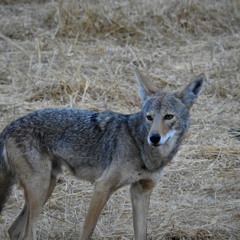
[8,174,57,240]
[8,203,28,240]
[8,157,53,240]
[24,173,58,239]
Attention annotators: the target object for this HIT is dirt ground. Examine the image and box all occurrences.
[0,0,240,239]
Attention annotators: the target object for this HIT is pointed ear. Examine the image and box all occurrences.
[135,68,157,101]
[177,73,206,108]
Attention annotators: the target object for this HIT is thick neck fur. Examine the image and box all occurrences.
[127,112,184,172]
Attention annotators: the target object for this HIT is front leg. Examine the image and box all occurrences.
[130,179,155,240]
[80,179,116,240]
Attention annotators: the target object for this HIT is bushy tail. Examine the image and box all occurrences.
[229,128,240,141]
[0,140,14,213]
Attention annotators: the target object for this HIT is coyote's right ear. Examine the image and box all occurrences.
[135,68,157,101]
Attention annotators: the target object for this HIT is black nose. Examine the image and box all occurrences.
[149,133,161,145]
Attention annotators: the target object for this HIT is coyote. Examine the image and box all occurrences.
[0,69,205,240]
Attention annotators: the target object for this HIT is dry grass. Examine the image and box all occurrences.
[0,0,240,239]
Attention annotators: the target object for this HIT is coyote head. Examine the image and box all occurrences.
[135,69,205,148]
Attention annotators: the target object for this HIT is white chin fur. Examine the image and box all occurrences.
[160,129,176,145]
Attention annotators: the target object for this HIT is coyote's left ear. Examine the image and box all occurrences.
[177,73,206,108]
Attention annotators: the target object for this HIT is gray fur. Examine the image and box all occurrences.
[0,70,205,240]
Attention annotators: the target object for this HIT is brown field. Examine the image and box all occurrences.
[0,0,240,239]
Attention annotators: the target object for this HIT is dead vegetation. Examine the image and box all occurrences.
[0,0,240,239]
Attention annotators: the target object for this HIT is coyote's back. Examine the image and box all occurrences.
[0,69,205,240]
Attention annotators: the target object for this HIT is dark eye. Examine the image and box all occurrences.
[146,115,153,121]
[164,114,174,120]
